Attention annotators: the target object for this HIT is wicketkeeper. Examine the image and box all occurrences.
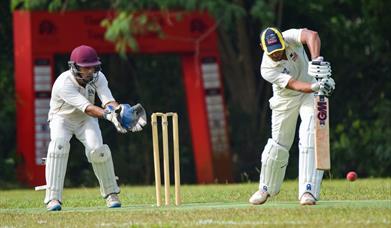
[249,28,335,205]
[44,45,147,211]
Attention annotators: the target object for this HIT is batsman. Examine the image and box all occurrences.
[249,28,335,205]
[44,45,147,211]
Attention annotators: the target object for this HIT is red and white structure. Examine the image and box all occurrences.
[13,10,232,186]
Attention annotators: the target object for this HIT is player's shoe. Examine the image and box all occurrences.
[249,190,269,205]
[46,200,62,211]
[300,192,316,205]
[106,193,121,208]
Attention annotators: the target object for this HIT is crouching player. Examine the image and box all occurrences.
[44,45,147,211]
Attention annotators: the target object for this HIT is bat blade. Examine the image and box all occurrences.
[314,95,330,170]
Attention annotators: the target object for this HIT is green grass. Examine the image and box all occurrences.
[1,178,390,227]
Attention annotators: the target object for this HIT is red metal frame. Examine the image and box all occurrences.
[13,10,232,186]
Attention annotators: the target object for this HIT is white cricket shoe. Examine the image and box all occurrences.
[46,200,61,211]
[249,190,269,205]
[106,194,121,208]
[300,192,316,205]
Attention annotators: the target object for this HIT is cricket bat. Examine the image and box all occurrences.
[314,91,330,170]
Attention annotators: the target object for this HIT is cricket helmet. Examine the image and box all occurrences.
[68,45,101,83]
[69,45,101,67]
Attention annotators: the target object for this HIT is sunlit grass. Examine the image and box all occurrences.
[1,178,390,227]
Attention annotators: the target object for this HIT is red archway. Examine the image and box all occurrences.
[13,10,232,186]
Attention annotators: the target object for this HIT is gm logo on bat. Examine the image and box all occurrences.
[317,96,328,126]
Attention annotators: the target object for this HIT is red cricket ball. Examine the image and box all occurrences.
[346,171,358,181]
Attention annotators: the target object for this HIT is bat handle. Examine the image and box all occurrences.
[317,90,325,96]
[311,60,329,66]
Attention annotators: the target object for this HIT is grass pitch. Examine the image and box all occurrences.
[1,178,390,227]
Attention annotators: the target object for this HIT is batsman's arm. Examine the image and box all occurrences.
[286,79,318,93]
[300,28,321,60]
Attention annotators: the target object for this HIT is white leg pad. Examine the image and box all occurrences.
[90,145,120,198]
[298,116,324,200]
[298,146,323,200]
[259,139,289,196]
[44,138,70,204]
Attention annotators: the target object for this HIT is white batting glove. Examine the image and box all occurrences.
[308,56,332,79]
[103,106,127,133]
[311,77,336,96]
[320,77,336,95]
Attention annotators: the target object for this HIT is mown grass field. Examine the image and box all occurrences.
[1,178,390,227]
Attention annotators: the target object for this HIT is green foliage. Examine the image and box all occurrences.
[250,0,278,24]
[11,0,112,11]
[101,12,162,55]
[12,0,245,55]
[102,0,245,55]
[332,97,391,177]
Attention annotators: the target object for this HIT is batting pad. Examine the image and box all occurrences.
[298,114,324,200]
[90,145,120,198]
[44,138,70,204]
[259,139,289,196]
[298,146,323,200]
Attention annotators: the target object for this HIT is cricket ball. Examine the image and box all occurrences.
[346,171,357,181]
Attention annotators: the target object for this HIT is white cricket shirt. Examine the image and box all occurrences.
[261,29,316,98]
[48,70,115,122]
[260,29,317,110]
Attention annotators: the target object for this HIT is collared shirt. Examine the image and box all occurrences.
[48,70,115,122]
[260,28,316,98]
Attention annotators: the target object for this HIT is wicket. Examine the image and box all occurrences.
[151,112,181,206]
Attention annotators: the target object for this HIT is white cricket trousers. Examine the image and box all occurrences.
[50,116,103,154]
[46,116,120,201]
[269,93,323,199]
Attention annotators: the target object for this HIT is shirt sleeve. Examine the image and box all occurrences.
[95,72,115,107]
[282,29,302,47]
[58,78,91,112]
[261,65,292,88]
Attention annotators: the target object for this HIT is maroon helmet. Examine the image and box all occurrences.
[68,45,101,83]
[69,45,101,67]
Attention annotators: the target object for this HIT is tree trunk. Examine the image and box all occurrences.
[217,0,273,179]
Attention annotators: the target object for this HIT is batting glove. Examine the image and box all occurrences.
[308,56,332,79]
[311,77,336,96]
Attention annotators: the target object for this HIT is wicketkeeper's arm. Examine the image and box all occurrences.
[84,101,121,119]
[85,104,106,118]
[103,101,120,109]
[84,104,127,133]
